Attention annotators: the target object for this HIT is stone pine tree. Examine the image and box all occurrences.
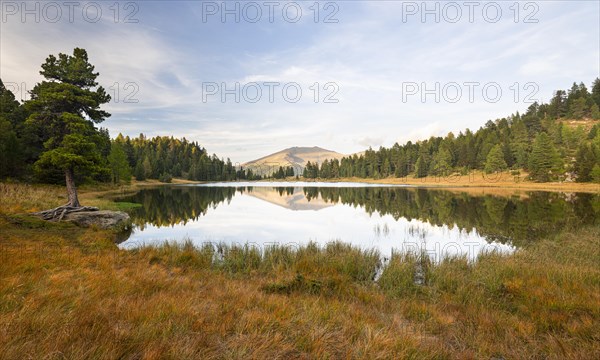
[25,48,111,215]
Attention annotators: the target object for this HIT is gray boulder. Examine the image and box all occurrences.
[64,210,131,230]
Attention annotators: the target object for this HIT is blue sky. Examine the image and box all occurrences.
[1,0,599,163]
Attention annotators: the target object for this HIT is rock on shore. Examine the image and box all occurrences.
[63,210,131,230]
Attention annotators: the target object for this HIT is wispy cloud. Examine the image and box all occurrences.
[1,1,598,162]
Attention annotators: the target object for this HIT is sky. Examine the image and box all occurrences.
[1,0,599,163]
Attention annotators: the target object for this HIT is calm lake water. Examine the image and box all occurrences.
[117,182,600,260]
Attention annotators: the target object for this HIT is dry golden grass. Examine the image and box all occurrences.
[379,229,600,359]
[0,219,443,359]
[1,183,599,359]
[0,183,66,213]
[0,182,143,215]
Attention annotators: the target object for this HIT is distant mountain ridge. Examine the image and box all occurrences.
[242,146,345,175]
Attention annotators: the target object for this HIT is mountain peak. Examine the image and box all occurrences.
[242,146,345,175]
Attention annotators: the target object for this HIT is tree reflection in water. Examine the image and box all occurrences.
[117,185,600,247]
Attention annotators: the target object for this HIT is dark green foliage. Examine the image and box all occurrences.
[592,78,600,108]
[414,155,428,178]
[430,147,452,176]
[575,144,597,182]
[158,172,173,183]
[123,186,600,247]
[108,140,131,184]
[0,50,256,185]
[510,120,529,168]
[303,161,319,179]
[549,90,568,119]
[2,62,599,186]
[271,166,295,179]
[0,80,30,179]
[591,164,600,183]
[528,133,562,182]
[115,134,244,182]
[485,144,508,173]
[134,160,146,181]
[306,79,599,183]
[23,48,112,205]
[318,159,340,178]
[592,104,600,120]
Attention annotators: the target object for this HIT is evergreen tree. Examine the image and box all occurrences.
[523,102,542,135]
[574,144,596,182]
[414,155,428,178]
[591,104,600,120]
[0,80,24,178]
[591,78,600,107]
[589,125,599,140]
[571,97,589,119]
[143,157,152,179]
[25,48,111,207]
[158,172,172,183]
[134,160,146,181]
[485,144,508,173]
[549,90,568,118]
[528,133,562,182]
[431,148,452,176]
[108,141,132,184]
[0,117,21,179]
[561,125,587,156]
[394,153,409,177]
[275,166,285,179]
[591,164,600,183]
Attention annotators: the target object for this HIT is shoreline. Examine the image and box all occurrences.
[135,173,600,192]
[249,172,600,194]
[111,174,600,198]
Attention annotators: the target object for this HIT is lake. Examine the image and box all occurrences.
[116,182,600,260]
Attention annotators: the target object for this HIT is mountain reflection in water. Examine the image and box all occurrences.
[116,183,599,260]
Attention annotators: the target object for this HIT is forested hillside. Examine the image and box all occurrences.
[2,62,599,185]
[305,79,600,183]
[0,77,259,184]
[109,134,262,183]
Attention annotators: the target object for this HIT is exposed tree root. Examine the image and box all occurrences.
[34,205,99,221]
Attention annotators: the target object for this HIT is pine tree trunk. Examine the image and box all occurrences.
[65,168,81,207]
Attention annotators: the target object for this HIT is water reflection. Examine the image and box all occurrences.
[117,183,600,259]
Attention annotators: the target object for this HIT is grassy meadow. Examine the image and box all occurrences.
[0,183,599,359]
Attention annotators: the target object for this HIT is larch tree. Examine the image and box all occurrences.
[25,48,111,212]
[108,141,132,184]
